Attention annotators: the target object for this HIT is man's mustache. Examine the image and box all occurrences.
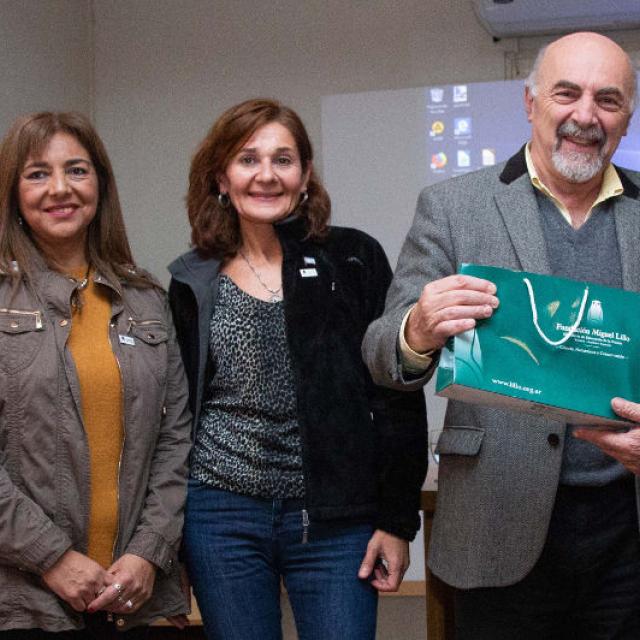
[556,120,605,146]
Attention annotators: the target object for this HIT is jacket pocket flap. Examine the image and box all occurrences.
[435,426,484,456]
[0,311,43,334]
[131,323,168,345]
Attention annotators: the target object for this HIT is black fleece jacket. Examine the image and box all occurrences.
[168,217,428,540]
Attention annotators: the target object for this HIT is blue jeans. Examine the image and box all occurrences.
[183,479,378,640]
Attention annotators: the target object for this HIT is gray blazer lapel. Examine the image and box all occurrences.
[614,195,640,292]
[494,176,552,275]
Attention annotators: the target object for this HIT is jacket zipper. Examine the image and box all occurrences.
[301,509,310,544]
[0,308,43,329]
[127,316,163,332]
[282,252,314,545]
[108,319,127,566]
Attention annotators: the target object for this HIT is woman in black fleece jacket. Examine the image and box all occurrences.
[168,98,427,640]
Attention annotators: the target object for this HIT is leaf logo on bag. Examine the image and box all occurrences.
[586,300,604,326]
[499,335,540,365]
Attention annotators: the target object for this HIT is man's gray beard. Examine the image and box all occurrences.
[551,148,604,183]
[551,120,606,184]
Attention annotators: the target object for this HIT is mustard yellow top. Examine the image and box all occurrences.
[67,268,123,568]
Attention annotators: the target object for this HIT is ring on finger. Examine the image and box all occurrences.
[124,599,134,610]
[112,582,124,595]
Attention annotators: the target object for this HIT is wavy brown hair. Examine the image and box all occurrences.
[0,111,154,289]
[187,98,331,258]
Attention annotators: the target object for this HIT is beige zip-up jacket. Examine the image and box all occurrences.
[0,262,192,632]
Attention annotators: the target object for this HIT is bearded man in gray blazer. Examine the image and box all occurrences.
[363,32,640,639]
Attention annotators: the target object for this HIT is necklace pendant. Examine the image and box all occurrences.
[239,250,283,302]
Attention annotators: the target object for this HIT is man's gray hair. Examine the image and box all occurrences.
[524,45,547,99]
[524,42,637,113]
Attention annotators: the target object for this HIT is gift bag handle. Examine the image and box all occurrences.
[523,277,589,347]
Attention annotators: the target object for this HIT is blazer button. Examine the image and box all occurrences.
[547,433,560,447]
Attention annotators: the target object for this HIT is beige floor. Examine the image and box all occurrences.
[150,593,427,639]
[282,594,426,640]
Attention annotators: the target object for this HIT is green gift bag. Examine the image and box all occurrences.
[436,264,640,425]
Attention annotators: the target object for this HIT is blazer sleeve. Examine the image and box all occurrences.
[362,186,457,391]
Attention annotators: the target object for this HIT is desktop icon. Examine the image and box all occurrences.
[430,121,445,137]
[457,150,471,168]
[454,117,471,136]
[430,152,448,170]
[430,87,444,103]
[481,148,496,166]
[453,85,468,103]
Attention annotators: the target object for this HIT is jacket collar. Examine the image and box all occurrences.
[167,214,311,289]
[494,146,551,273]
[168,248,221,290]
[499,143,640,200]
[16,249,126,319]
[499,145,528,185]
[495,145,640,276]
[274,212,310,242]
[614,184,640,291]
[617,170,640,199]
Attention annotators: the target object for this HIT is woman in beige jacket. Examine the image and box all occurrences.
[0,112,191,638]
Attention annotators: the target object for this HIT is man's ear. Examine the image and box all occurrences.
[621,112,631,138]
[524,86,535,123]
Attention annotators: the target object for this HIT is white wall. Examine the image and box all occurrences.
[0,0,93,134]
[92,0,515,281]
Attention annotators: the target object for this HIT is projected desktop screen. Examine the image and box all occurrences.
[424,79,640,181]
[322,76,640,264]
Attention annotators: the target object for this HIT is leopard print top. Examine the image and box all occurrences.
[191,275,305,498]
